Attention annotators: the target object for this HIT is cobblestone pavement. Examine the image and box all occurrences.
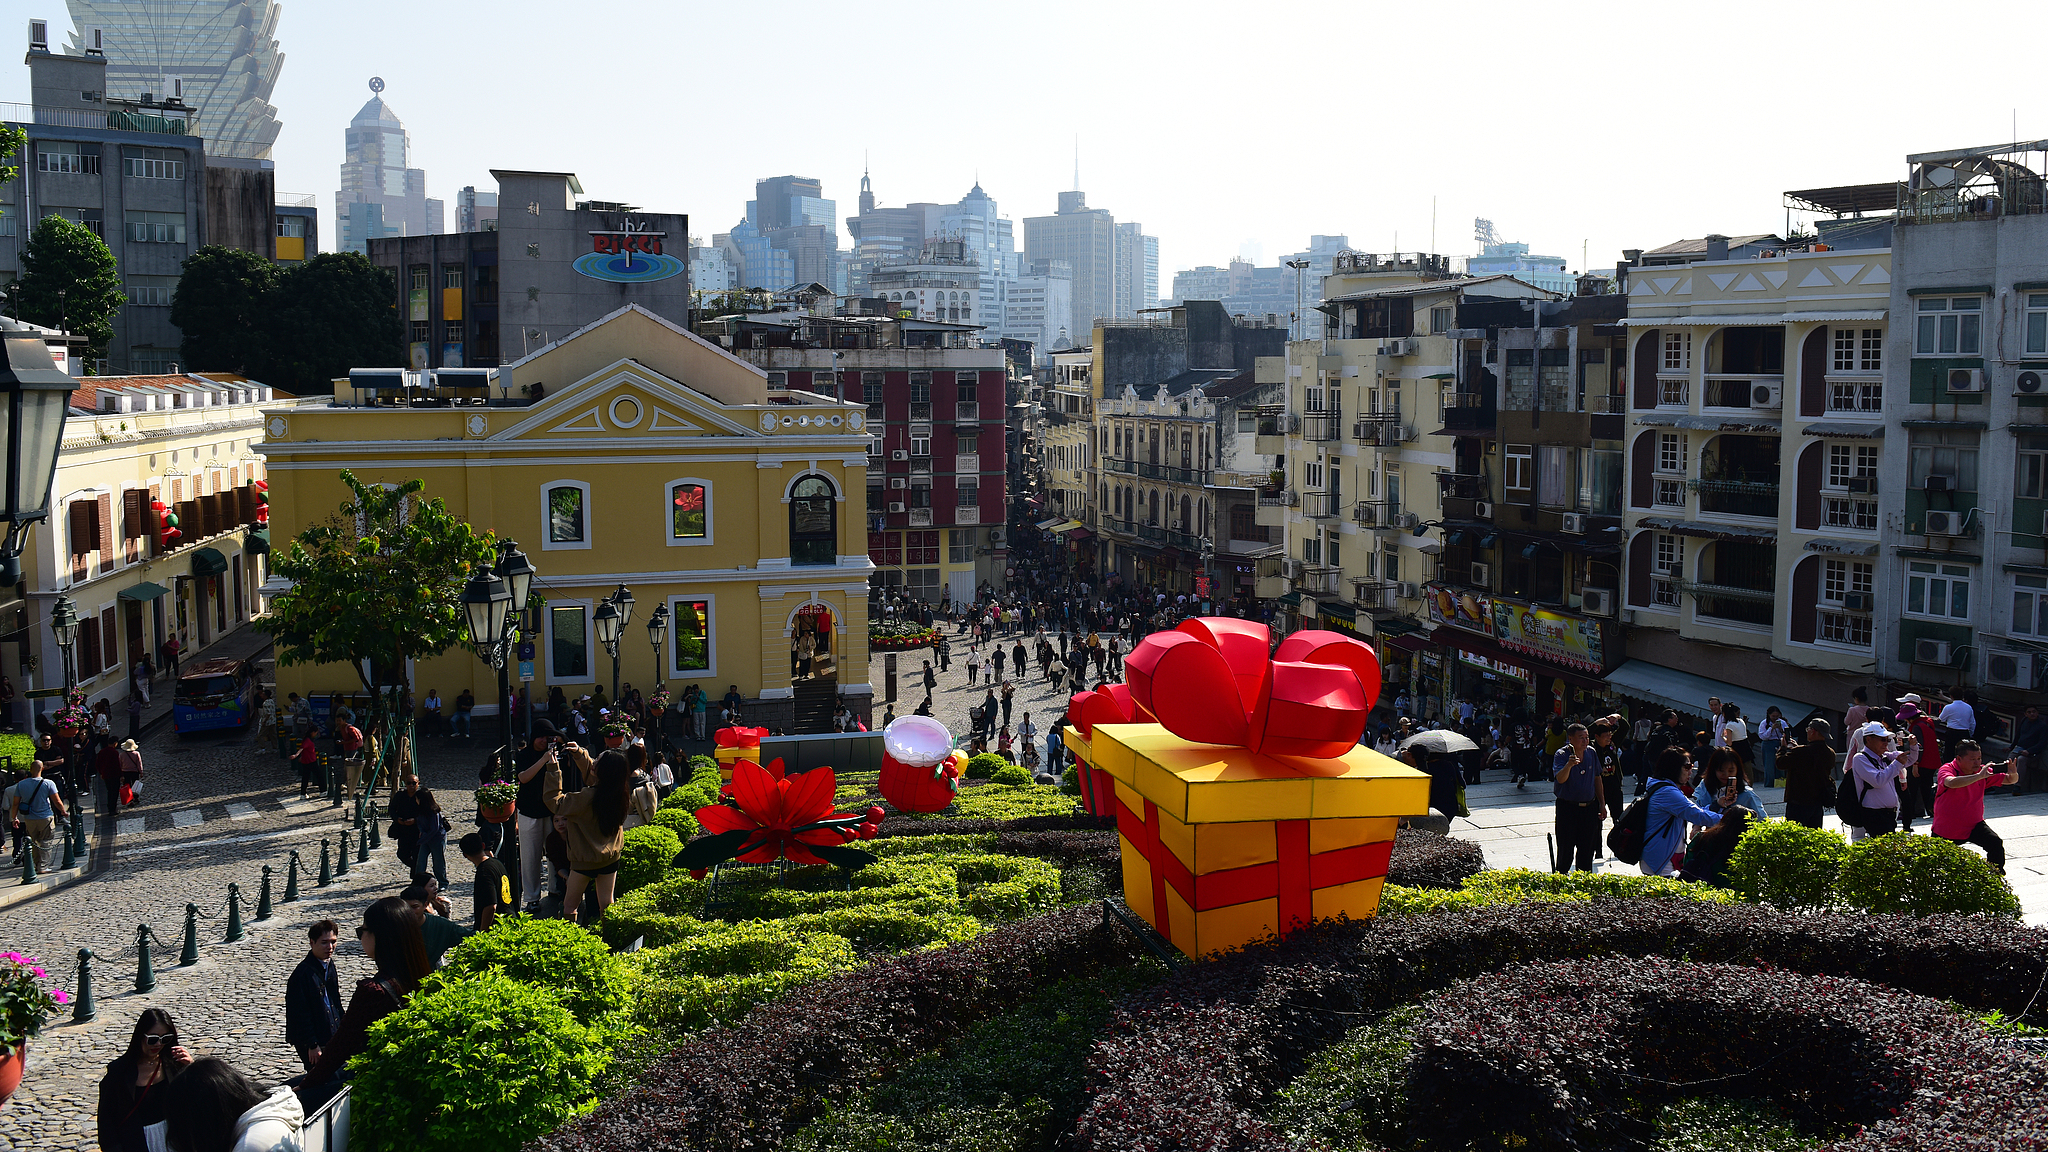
[865,632,1090,767]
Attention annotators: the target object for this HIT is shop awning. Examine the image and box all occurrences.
[119,581,171,602]
[1066,527,1094,541]
[190,547,229,577]
[1380,632,1431,653]
[1603,659,1818,726]
[1433,629,1609,692]
[1275,591,1303,607]
[244,528,270,556]
[1035,517,1066,530]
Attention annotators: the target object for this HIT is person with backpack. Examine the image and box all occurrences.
[1895,700,1940,833]
[1776,718,1836,829]
[1614,747,1726,878]
[6,759,67,872]
[1843,721,1911,840]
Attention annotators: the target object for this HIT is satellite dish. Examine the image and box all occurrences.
[368,76,385,94]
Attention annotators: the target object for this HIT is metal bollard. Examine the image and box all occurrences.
[255,865,273,921]
[59,821,76,872]
[223,883,245,943]
[316,839,332,887]
[71,804,86,858]
[71,948,96,1023]
[135,924,156,993]
[179,904,199,966]
[325,755,340,805]
[19,840,38,884]
[367,803,381,849]
[283,850,301,902]
[356,825,368,864]
[336,831,350,877]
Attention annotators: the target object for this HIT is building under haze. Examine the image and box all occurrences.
[457,185,497,232]
[1025,190,1117,345]
[1115,221,1159,315]
[747,175,840,292]
[336,82,442,254]
[58,0,284,160]
[1001,258,1074,359]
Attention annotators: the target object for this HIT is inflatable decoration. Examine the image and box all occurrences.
[1063,618,1430,960]
[712,724,772,783]
[878,715,967,813]
[673,759,880,874]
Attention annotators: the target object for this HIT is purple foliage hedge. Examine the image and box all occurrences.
[1381,828,1486,890]
[1074,899,2048,1152]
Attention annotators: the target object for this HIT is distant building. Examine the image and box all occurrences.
[714,217,795,294]
[55,2,284,160]
[336,83,442,254]
[1024,190,1117,345]
[868,240,981,323]
[1001,259,1074,361]
[274,194,317,263]
[1467,240,1572,295]
[689,240,738,296]
[1115,221,1158,315]
[457,186,498,233]
[1170,236,1351,337]
[366,170,689,370]
[748,174,840,291]
[846,174,1019,331]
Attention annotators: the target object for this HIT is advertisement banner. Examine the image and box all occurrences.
[1423,582,1492,636]
[408,287,428,322]
[1492,600,1604,672]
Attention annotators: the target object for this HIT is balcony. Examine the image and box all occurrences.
[910,457,932,475]
[1353,413,1409,446]
[1703,375,1783,411]
[1689,478,1780,518]
[1434,469,1487,501]
[1135,461,1208,485]
[1301,409,1343,442]
[1255,488,1295,528]
[954,506,980,526]
[1254,413,1297,456]
[1686,582,1775,628]
[1302,567,1344,596]
[908,401,932,421]
[2,101,191,136]
[955,401,981,422]
[1105,516,1133,536]
[1137,523,1168,543]
[908,508,933,527]
[1300,492,1339,519]
[955,453,979,474]
[1106,457,1134,475]
[1168,528,1202,551]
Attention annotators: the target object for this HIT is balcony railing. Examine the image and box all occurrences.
[1135,461,1208,484]
[1169,528,1202,551]
[1685,581,1775,628]
[1818,609,1874,647]
[1827,379,1883,413]
[1106,457,1134,474]
[908,402,932,421]
[908,508,933,527]
[1301,411,1343,442]
[1703,376,1782,410]
[1137,523,1168,543]
[1300,492,1338,519]
[1586,393,1627,414]
[2,101,191,136]
[1689,478,1780,518]
[1352,412,1406,445]
[1105,516,1133,535]
[955,401,980,422]
[1302,568,1344,595]
[1257,489,1297,508]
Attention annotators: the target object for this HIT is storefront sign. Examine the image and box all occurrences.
[1492,601,1604,672]
[575,221,686,283]
[1423,582,1492,635]
[1458,649,1530,682]
[1195,576,1212,598]
[1420,650,1441,669]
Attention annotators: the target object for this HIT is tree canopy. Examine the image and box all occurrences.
[171,245,278,375]
[259,471,498,706]
[259,252,403,393]
[0,125,23,187]
[16,215,124,367]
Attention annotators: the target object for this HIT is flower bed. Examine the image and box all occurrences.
[869,621,940,650]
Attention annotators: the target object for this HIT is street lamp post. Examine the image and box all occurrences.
[0,320,80,585]
[50,595,79,803]
[593,596,622,703]
[645,604,668,690]
[461,540,535,908]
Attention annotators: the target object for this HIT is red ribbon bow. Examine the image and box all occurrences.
[1065,682,1149,739]
[1120,618,1381,760]
[714,725,770,749]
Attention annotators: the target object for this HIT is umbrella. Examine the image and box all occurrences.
[1398,730,1479,755]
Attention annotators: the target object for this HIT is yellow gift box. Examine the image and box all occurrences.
[1079,722,1430,960]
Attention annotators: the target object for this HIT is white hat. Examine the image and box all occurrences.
[1896,692,1923,704]
[1857,721,1892,742]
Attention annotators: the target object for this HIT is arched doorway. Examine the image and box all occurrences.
[792,602,835,681]
[789,475,838,566]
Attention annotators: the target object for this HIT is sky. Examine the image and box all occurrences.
[9,0,2047,282]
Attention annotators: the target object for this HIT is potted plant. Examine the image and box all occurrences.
[0,951,70,1106]
[598,714,633,749]
[474,780,518,824]
[646,687,672,717]
[51,690,90,741]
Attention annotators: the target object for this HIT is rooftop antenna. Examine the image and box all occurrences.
[1073,137,1080,191]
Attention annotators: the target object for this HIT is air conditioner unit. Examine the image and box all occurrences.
[1396,581,1420,599]
[887,501,906,513]
[987,528,1003,544]
[1924,474,1953,493]
[1382,338,1416,358]
[1984,650,2037,689]
[1581,587,1616,617]
[1474,500,1494,520]
[1468,562,1492,586]
[1749,382,1783,409]
[1560,512,1587,533]
[889,478,907,489]
[1946,367,1987,393]
[2018,369,2047,396]
[1397,512,1419,529]
[1915,638,1953,666]
[28,20,47,50]
[1846,477,1878,495]
[1841,592,1875,612]
[1284,558,1303,579]
[1924,509,1964,536]
[890,450,910,461]
[1352,502,1377,525]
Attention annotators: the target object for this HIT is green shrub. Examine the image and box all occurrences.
[774,907,985,953]
[952,854,1062,921]
[1060,766,1080,795]
[1271,1004,1424,1151]
[1725,820,1850,911]
[0,732,35,774]
[627,921,859,1032]
[597,872,707,949]
[651,806,699,842]
[967,752,1012,778]
[730,857,962,919]
[659,756,725,814]
[432,915,633,1028]
[868,832,998,858]
[1836,832,2020,918]
[991,763,1033,787]
[1377,868,1737,917]
[1647,1096,1819,1151]
[944,782,1079,821]
[349,970,609,1152]
[618,824,681,895]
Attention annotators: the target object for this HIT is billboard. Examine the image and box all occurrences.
[1423,582,1492,635]
[1493,600,1604,672]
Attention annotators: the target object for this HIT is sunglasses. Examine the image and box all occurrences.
[142,1033,175,1046]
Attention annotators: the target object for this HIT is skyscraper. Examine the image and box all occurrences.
[747,175,839,290]
[335,80,441,253]
[63,0,284,159]
[1115,221,1158,316]
[1024,190,1116,342]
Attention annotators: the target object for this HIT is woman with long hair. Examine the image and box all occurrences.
[162,1056,302,1152]
[1693,747,1768,821]
[547,746,631,921]
[97,1008,192,1152]
[297,897,429,1108]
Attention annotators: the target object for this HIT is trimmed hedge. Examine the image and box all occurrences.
[967,752,1014,778]
[617,824,681,896]
[990,763,1034,787]
[1377,868,1736,917]
[535,906,1148,1152]
[651,807,700,842]
[626,921,860,1033]
[596,873,707,950]
[1072,899,2048,1151]
[431,916,632,1030]
[659,756,724,814]
[876,813,1116,839]
[1381,828,1485,890]
[1837,831,2021,918]
[1725,818,1850,911]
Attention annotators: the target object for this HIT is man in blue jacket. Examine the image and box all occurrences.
[1551,722,1602,872]
[1640,746,1727,878]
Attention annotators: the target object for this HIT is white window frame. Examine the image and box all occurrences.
[668,594,717,679]
[1905,560,1973,622]
[1821,558,1873,604]
[2016,435,2048,500]
[1662,330,1691,371]
[663,477,715,548]
[1653,478,1684,508]
[540,479,592,551]
[1655,432,1683,475]
[2012,574,2048,638]
[1505,444,1532,492]
[1914,297,1983,356]
[545,599,593,684]
[2025,293,2048,357]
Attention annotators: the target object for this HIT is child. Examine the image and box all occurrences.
[294,733,322,799]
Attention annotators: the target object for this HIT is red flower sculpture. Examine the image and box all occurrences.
[676,759,881,871]
[1120,618,1381,761]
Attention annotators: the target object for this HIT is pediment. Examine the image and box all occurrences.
[492,363,755,441]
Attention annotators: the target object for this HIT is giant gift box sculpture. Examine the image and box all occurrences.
[1065,618,1430,960]
[712,725,772,783]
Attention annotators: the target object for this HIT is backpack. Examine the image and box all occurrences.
[1836,757,1874,825]
[1606,780,1675,865]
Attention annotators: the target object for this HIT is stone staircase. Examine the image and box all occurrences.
[792,674,839,734]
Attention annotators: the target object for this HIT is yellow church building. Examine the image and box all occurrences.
[258,304,875,731]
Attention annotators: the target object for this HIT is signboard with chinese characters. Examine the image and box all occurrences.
[1423,582,1492,635]
[1458,648,1530,682]
[1492,600,1604,672]
[574,220,686,284]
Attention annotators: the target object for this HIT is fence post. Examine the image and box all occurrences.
[336,831,350,877]
[367,803,381,849]
[355,827,368,864]
[71,947,96,1023]
[19,840,37,884]
[255,865,273,921]
[316,839,332,887]
[223,883,245,943]
[58,818,76,871]
[71,803,86,858]
[178,903,199,965]
[283,850,301,902]
[134,924,155,993]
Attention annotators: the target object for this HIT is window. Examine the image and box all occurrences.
[2013,575,2048,637]
[949,528,974,564]
[543,481,589,549]
[909,373,931,404]
[550,604,589,680]
[669,481,708,541]
[863,373,884,410]
[1828,379,1882,412]
[1832,328,1882,372]
[957,483,978,507]
[1908,429,1979,491]
[1654,479,1684,507]
[123,211,186,243]
[1536,445,1570,508]
[444,321,462,344]
[442,264,462,289]
[2027,294,2048,356]
[670,597,711,674]
[1822,559,1873,603]
[1505,444,1532,492]
[37,142,99,174]
[276,214,307,238]
[1303,455,1324,490]
[1582,449,1622,515]
[1906,560,1972,621]
[409,266,429,291]
[1430,306,1453,334]
[956,430,979,455]
[410,321,431,344]
[120,146,185,179]
[1656,432,1682,474]
[1825,444,1878,489]
[2016,435,2048,499]
[126,276,175,306]
[957,379,978,402]
[789,475,838,566]
[1915,297,1982,355]
[1819,610,1872,646]
[1663,330,1691,371]
[910,434,930,457]
[1652,533,1681,607]
[907,531,939,564]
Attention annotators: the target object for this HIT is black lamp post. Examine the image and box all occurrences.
[494,541,537,750]
[593,596,622,703]
[645,604,669,689]
[0,319,80,585]
[50,595,79,802]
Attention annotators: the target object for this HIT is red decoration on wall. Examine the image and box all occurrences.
[1120,619,1382,760]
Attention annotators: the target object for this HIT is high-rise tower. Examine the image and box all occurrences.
[335,78,441,253]
[63,0,284,159]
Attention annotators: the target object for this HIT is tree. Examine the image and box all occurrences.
[259,252,403,393]
[170,246,278,374]
[16,215,124,368]
[259,471,498,723]
[0,124,23,186]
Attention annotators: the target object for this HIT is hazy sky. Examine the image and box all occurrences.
[10,0,2045,278]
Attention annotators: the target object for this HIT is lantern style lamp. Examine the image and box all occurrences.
[461,568,512,658]
[593,598,620,652]
[646,603,669,684]
[0,319,80,584]
[496,540,536,616]
[50,594,79,690]
[610,582,635,629]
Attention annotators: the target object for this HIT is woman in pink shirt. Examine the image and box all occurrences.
[1932,740,2017,874]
